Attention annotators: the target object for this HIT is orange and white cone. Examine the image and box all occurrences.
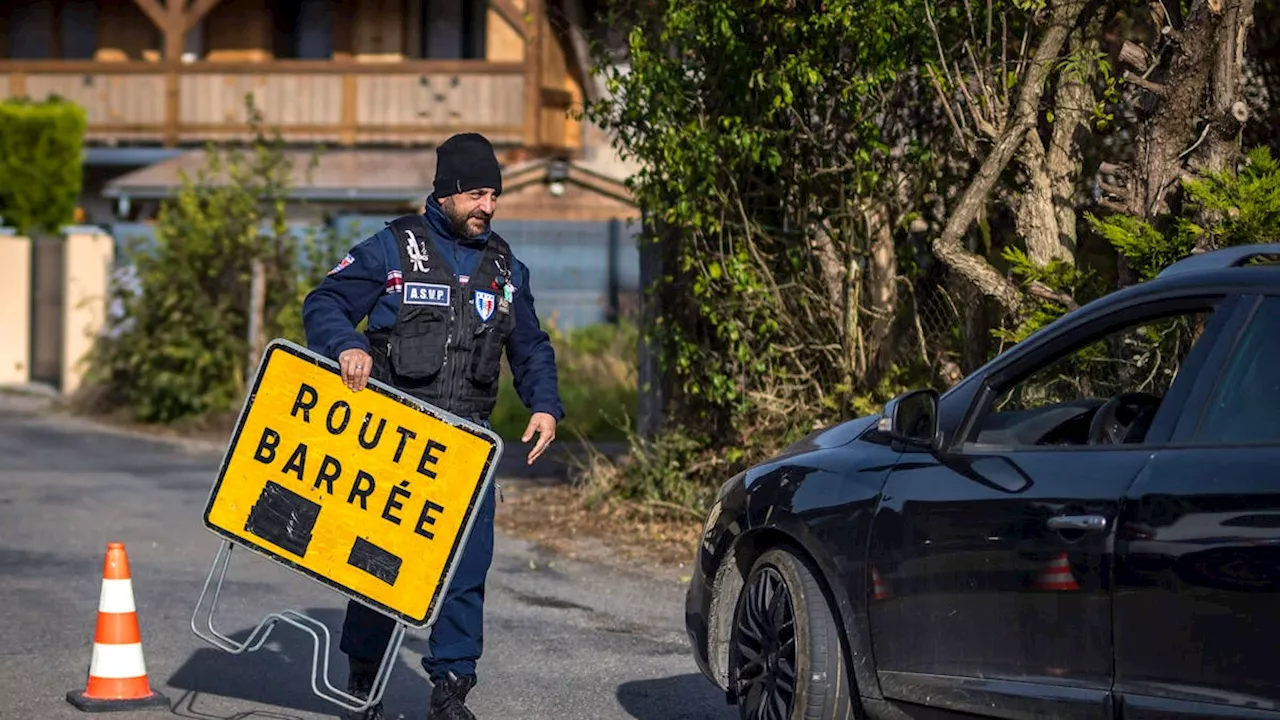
[66,542,169,712]
[872,567,889,601]
[1031,552,1081,592]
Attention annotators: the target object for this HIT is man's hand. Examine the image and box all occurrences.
[522,412,557,465]
[338,348,373,391]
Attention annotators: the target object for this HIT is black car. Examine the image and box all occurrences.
[685,244,1280,720]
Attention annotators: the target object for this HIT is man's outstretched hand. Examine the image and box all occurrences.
[522,412,557,465]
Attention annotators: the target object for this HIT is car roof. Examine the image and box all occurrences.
[1155,243,1280,279]
[1066,242,1280,313]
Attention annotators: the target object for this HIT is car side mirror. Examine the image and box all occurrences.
[878,388,940,450]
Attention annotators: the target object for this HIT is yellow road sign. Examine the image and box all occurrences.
[202,339,502,628]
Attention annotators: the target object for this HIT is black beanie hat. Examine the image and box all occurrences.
[433,132,503,197]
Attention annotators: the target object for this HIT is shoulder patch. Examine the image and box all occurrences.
[327,253,355,276]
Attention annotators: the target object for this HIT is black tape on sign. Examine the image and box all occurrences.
[244,481,322,558]
[347,537,403,586]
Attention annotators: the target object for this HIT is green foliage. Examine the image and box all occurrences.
[998,143,1280,369]
[81,99,349,424]
[1088,146,1280,282]
[0,96,86,235]
[585,0,932,501]
[1182,146,1280,249]
[576,0,1276,513]
[587,429,721,511]
[1058,47,1119,130]
[994,246,1104,343]
[1088,213,1196,282]
[488,320,639,442]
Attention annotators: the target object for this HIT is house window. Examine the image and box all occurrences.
[9,0,55,59]
[420,0,487,59]
[292,0,336,59]
[60,1,100,59]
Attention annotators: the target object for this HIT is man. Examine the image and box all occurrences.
[302,132,563,720]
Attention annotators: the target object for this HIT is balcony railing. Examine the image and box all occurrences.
[0,60,530,147]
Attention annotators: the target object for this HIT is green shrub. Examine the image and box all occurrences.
[1090,146,1280,281]
[0,96,86,234]
[488,320,639,442]
[80,99,349,424]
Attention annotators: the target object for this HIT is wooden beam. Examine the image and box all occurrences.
[158,1,187,148]
[341,74,358,146]
[490,0,528,39]
[540,87,573,109]
[130,0,168,31]
[81,122,525,135]
[556,0,599,104]
[523,0,544,149]
[0,59,527,75]
[8,72,27,99]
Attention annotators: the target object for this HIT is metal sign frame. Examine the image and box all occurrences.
[190,338,503,713]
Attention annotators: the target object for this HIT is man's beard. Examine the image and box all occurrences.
[443,199,492,239]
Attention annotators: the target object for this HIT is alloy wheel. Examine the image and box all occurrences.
[734,565,798,720]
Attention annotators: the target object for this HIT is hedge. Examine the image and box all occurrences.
[0,96,86,235]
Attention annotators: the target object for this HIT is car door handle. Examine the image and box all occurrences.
[1047,514,1108,532]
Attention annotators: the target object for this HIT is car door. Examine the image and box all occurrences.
[866,293,1239,719]
[1114,292,1280,720]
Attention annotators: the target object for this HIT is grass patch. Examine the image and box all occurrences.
[487,319,638,442]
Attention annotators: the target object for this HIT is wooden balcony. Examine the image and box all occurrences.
[0,59,540,148]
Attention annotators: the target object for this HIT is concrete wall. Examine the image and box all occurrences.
[0,227,114,396]
[61,227,115,397]
[0,231,32,386]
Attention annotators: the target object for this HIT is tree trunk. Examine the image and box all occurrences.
[863,203,899,374]
[843,249,862,402]
[811,227,846,308]
[1128,0,1259,220]
[932,0,1091,317]
[1203,0,1257,174]
[1013,134,1070,265]
[1010,17,1098,267]
[1047,26,1100,259]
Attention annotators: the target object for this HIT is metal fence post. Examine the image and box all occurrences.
[607,218,621,324]
[637,217,663,439]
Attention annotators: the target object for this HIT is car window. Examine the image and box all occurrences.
[1194,297,1280,445]
[968,309,1214,448]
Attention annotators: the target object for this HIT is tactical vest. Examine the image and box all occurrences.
[366,214,518,422]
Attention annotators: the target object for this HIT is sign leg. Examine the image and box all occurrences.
[190,540,408,713]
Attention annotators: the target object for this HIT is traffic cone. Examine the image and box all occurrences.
[66,542,169,712]
[1031,552,1080,592]
[871,568,889,601]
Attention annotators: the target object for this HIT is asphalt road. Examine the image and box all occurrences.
[0,399,736,720]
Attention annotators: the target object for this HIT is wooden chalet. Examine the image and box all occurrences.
[0,1,640,397]
[0,0,594,156]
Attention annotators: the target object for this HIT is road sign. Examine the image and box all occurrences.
[202,339,502,628]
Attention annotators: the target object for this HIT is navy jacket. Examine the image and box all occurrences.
[302,196,565,421]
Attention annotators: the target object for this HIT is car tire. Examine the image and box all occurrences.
[729,547,860,720]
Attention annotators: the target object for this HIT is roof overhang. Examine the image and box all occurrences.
[102,149,440,203]
[103,148,640,207]
[501,156,637,206]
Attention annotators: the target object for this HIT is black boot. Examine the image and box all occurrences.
[344,658,384,720]
[429,672,477,720]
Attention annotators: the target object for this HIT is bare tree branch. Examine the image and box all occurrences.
[932,0,1092,317]
[1124,69,1169,96]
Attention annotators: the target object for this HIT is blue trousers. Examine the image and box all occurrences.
[339,482,497,682]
